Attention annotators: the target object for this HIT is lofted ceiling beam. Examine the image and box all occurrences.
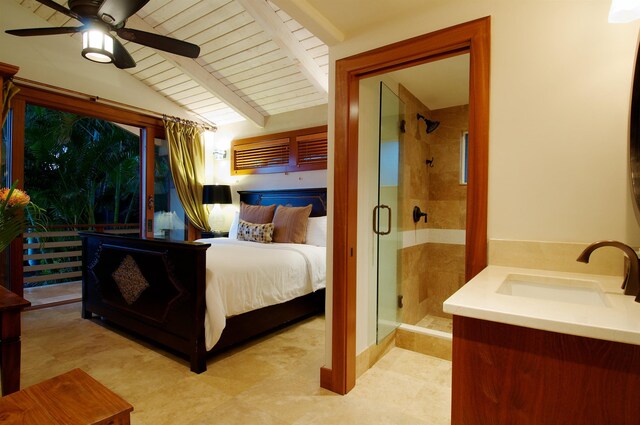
[271,0,344,46]
[126,15,266,128]
[235,0,328,97]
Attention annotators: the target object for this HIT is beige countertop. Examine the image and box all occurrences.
[443,265,640,345]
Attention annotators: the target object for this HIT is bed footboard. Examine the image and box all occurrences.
[80,230,326,373]
[80,232,210,373]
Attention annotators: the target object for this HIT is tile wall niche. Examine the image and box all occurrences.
[398,84,469,324]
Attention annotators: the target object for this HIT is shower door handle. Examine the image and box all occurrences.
[373,205,392,235]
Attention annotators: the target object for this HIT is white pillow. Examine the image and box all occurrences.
[305,216,327,246]
[228,211,239,239]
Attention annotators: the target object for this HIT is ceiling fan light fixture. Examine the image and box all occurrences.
[82,29,114,64]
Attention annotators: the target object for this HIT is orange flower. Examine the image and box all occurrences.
[0,187,31,208]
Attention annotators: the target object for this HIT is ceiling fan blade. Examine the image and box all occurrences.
[5,26,84,37]
[116,28,200,58]
[98,0,150,26]
[112,37,136,69]
[36,0,82,21]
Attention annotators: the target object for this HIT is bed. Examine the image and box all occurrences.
[80,188,327,373]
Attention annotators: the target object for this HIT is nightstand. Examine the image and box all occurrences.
[201,231,229,238]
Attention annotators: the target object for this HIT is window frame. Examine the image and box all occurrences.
[5,83,166,296]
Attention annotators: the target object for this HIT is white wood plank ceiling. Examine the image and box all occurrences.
[11,0,329,127]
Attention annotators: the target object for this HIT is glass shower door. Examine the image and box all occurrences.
[375,82,404,343]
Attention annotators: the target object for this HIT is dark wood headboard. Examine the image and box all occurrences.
[238,188,327,217]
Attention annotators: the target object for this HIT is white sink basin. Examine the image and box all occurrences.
[496,274,610,307]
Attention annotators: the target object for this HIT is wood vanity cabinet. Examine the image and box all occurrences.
[451,316,640,424]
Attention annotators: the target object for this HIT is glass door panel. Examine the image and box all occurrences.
[153,138,186,240]
[1,107,11,289]
[376,82,404,343]
[21,104,142,303]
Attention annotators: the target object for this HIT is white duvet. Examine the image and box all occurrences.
[196,238,326,350]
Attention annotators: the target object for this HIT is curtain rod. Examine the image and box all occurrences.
[13,76,218,131]
[162,114,216,132]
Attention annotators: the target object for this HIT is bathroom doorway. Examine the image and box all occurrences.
[326,17,489,394]
[368,54,470,341]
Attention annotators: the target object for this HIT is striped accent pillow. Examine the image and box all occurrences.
[240,202,276,224]
[272,204,312,243]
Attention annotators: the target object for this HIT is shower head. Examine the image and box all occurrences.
[416,113,440,134]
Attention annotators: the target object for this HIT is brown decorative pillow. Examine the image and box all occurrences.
[240,202,276,224]
[272,204,312,243]
[237,219,274,243]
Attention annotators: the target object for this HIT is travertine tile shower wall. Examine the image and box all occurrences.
[399,84,468,324]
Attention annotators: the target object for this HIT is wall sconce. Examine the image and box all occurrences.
[212,149,227,160]
[609,0,640,22]
[82,29,115,64]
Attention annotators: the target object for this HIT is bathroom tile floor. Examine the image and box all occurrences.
[20,303,452,425]
[415,314,453,333]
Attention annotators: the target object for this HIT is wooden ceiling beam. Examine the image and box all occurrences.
[271,0,344,46]
[126,15,267,128]
[235,0,328,97]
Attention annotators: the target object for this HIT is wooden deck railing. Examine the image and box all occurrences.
[23,224,139,288]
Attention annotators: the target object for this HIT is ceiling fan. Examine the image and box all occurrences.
[5,0,200,69]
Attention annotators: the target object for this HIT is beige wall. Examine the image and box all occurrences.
[327,1,640,361]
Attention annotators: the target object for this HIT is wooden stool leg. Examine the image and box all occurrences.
[1,310,22,395]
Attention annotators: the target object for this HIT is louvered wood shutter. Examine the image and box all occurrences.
[296,132,328,168]
[232,138,290,174]
[231,126,327,175]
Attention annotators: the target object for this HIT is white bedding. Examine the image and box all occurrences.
[196,238,326,350]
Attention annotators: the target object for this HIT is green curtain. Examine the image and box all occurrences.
[1,80,19,126]
[163,119,210,231]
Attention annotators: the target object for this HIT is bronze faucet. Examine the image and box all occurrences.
[576,240,640,303]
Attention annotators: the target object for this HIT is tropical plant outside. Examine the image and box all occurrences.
[24,105,140,225]
[22,104,141,287]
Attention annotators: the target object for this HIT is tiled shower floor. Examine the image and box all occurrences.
[414,314,453,334]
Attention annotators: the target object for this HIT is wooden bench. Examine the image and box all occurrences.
[0,368,133,424]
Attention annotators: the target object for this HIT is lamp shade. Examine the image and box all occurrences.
[202,184,232,204]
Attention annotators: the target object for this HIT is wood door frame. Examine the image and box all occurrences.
[322,17,490,395]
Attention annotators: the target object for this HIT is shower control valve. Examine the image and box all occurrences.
[413,206,428,224]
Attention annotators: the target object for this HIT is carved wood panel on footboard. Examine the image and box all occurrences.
[80,233,210,372]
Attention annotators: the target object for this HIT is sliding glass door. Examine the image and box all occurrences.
[3,85,167,299]
[19,104,141,301]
